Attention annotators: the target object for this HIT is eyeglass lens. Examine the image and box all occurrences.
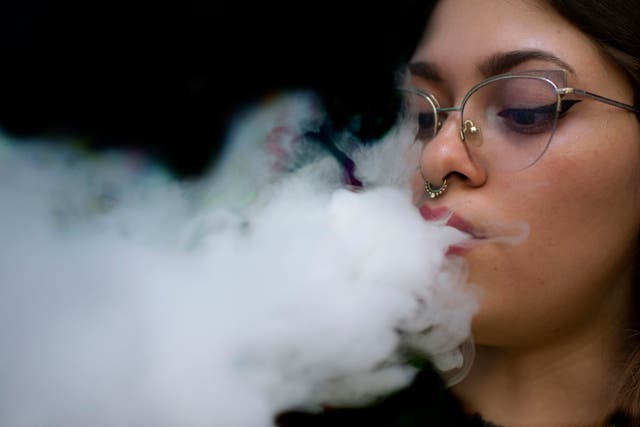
[401,76,560,172]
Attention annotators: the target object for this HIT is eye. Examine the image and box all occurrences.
[497,103,558,135]
[398,89,441,142]
[417,112,437,140]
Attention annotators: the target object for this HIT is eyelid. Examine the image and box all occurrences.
[407,77,451,104]
[411,69,567,106]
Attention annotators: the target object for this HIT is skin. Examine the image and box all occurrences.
[409,0,640,425]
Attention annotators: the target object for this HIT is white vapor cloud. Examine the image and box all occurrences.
[0,91,478,427]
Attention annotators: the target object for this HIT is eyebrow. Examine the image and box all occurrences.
[407,49,575,82]
[407,61,442,82]
[478,49,575,77]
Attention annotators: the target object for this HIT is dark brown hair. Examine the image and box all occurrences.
[548,1,640,424]
[549,0,640,106]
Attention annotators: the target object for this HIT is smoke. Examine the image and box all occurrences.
[0,91,479,427]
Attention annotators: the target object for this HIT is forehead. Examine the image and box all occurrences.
[411,0,603,83]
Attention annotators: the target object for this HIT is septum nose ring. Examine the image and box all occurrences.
[421,169,447,199]
[425,179,448,199]
[420,118,477,199]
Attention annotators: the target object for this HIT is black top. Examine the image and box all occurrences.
[275,366,495,427]
[274,365,634,427]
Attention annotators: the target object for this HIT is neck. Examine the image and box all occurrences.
[452,285,634,426]
[453,343,622,426]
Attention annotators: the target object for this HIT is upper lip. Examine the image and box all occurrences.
[445,213,482,238]
[419,205,484,238]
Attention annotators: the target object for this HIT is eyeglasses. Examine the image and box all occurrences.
[398,69,640,172]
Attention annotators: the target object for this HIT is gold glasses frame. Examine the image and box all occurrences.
[399,69,640,169]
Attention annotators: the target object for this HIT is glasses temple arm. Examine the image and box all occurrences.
[562,88,640,114]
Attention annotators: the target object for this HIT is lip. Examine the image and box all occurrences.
[445,243,471,256]
[419,205,481,237]
[445,213,481,238]
[418,205,451,221]
[419,204,486,256]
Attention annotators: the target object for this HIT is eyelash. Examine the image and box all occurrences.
[496,100,582,135]
[558,99,581,116]
[415,99,580,140]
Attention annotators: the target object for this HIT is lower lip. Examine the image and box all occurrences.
[445,239,485,256]
[445,244,470,256]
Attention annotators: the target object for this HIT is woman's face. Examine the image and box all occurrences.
[410,0,640,347]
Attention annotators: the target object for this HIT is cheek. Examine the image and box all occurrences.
[410,171,426,205]
[549,122,640,236]
[470,120,640,344]
[513,117,640,271]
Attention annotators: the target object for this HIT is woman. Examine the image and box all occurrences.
[278,0,640,425]
[404,0,640,425]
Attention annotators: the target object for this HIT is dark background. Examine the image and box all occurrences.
[0,0,429,178]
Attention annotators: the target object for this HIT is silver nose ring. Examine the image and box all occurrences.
[421,168,448,199]
[424,178,448,199]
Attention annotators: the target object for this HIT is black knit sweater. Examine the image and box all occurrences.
[274,365,635,427]
[274,366,495,427]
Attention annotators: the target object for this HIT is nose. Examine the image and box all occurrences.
[418,114,488,192]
